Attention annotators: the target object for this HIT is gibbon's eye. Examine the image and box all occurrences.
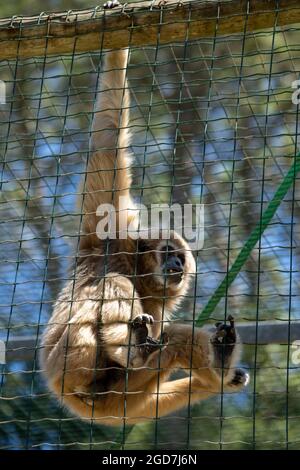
[138,239,149,253]
[178,252,185,265]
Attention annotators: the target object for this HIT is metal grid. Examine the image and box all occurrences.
[0,0,300,450]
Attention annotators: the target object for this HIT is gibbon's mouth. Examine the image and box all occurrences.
[165,269,183,284]
[162,255,184,284]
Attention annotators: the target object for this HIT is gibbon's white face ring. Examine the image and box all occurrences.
[153,268,184,290]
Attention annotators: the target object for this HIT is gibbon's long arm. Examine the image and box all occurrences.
[81,49,133,247]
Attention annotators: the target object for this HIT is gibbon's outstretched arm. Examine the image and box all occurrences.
[81,47,133,247]
[40,40,249,426]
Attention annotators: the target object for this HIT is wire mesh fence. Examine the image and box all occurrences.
[0,0,300,450]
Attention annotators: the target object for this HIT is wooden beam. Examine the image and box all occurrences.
[3,321,300,362]
[0,0,300,60]
[5,336,39,362]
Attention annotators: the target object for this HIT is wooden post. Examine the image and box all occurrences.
[0,0,300,60]
[5,322,300,362]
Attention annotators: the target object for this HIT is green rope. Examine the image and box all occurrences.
[196,153,300,327]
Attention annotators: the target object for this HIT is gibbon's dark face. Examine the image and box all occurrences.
[159,243,185,285]
[137,234,195,291]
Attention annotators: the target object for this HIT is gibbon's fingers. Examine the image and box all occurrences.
[104,0,121,9]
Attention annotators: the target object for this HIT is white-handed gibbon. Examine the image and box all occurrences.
[40,3,249,425]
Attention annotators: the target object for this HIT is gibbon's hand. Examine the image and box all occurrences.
[212,315,237,346]
[131,313,155,328]
[130,314,168,366]
[104,0,121,9]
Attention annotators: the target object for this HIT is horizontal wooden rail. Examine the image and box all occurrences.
[0,0,300,60]
[3,321,300,362]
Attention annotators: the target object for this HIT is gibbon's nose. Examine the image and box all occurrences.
[164,255,184,274]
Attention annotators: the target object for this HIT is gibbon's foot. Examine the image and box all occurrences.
[228,368,250,389]
[210,315,237,371]
[136,331,169,366]
[142,331,169,357]
[104,0,121,9]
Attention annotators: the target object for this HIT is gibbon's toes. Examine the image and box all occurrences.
[145,332,168,351]
[131,314,154,328]
[137,333,169,367]
[130,336,160,367]
[229,368,250,388]
[104,0,121,9]
[212,315,237,345]
[142,336,162,355]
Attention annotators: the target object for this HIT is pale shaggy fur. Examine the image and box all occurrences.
[40,49,248,426]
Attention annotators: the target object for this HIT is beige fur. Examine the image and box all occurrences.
[40,49,248,426]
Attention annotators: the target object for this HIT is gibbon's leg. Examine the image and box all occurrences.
[55,339,223,425]
[48,319,247,424]
[86,317,247,403]
[161,320,249,386]
[62,374,235,426]
[59,356,242,425]
[127,373,246,423]
[108,376,224,425]
[79,319,247,414]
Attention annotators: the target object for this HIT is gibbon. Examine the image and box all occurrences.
[40,27,249,425]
